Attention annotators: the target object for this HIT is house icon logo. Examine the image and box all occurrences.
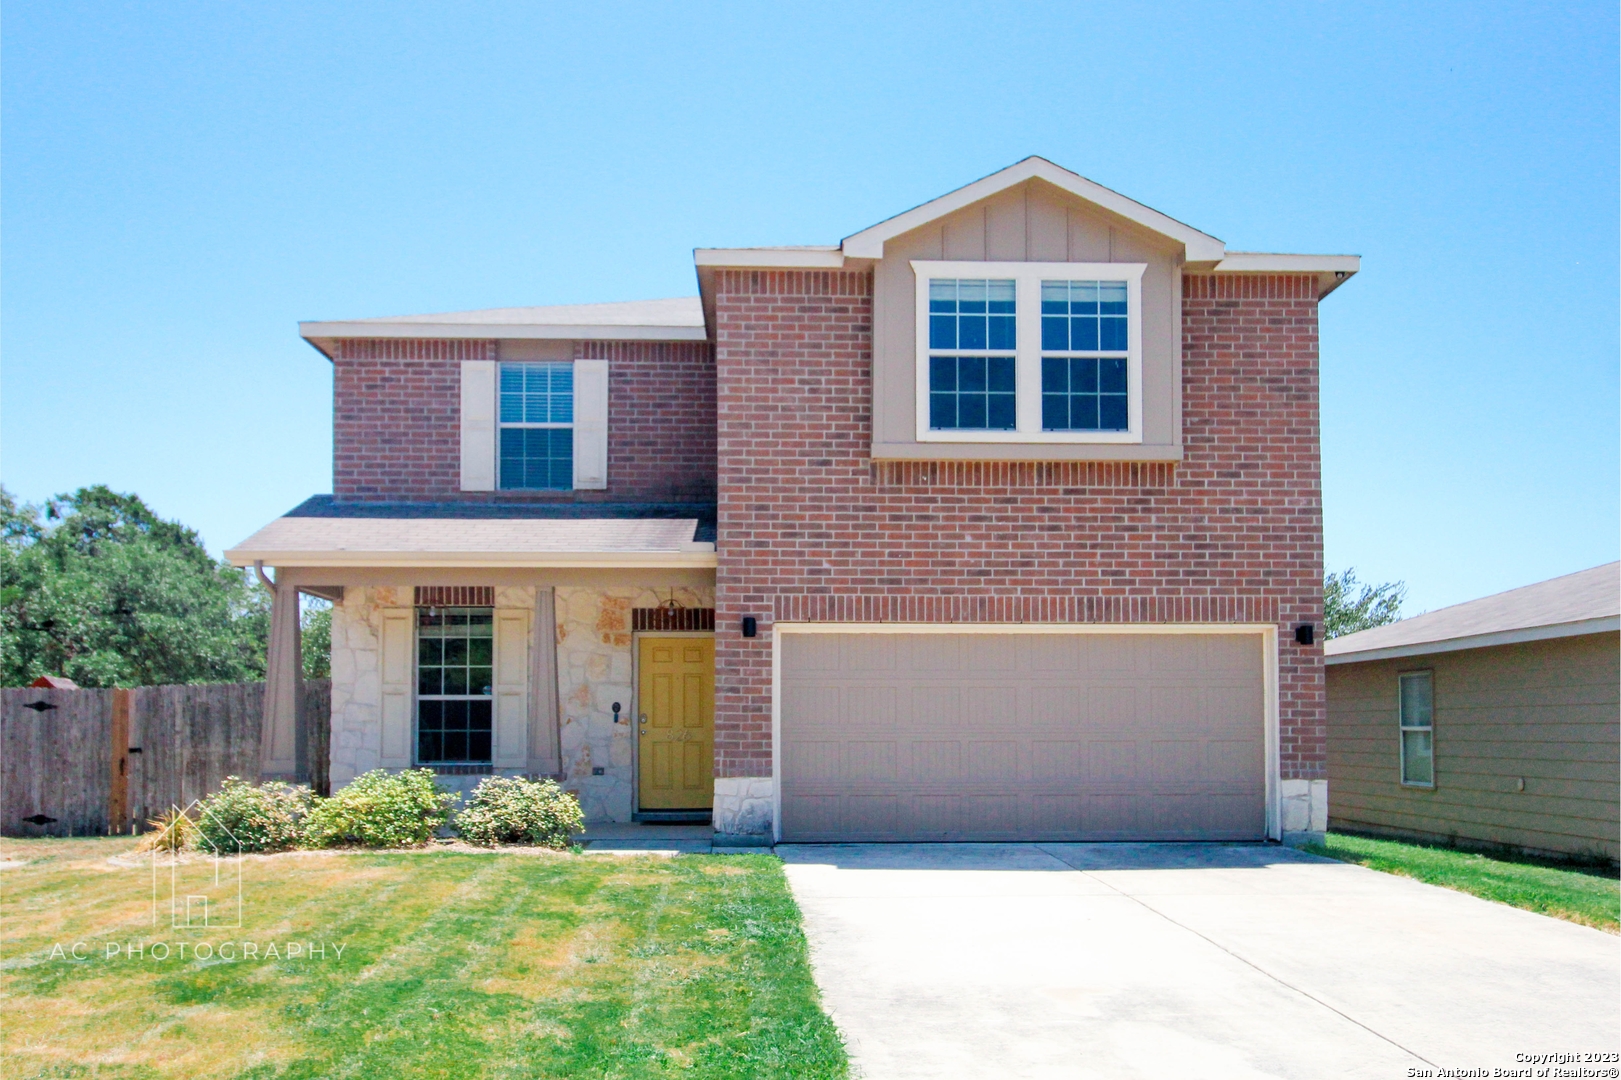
[149,800,244,930]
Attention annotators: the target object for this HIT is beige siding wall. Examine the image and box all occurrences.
[1326,632,1619,860]
[871,177,1184,461]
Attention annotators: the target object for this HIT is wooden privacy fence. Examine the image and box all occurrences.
[1,680,329,837]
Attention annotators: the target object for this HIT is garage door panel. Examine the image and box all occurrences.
[845,635,896,671]
[968,742,1019,782]
[1032,740,1085,781]
[846,741,897,782]
[965,795,1019,832]
[911,741,963,782]
[780,632,1265,842]
[1150,740,1202,783]
[784,739,841,783]
[844,796,898,836]
[1089,741,1139,782]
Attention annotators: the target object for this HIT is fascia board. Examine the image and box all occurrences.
[225,549,720,570]
[298,321,709,342]
[841,157,1226,262]
[693,248,846,268]
[1214,253,1361,274]
[1323,616,1620,665]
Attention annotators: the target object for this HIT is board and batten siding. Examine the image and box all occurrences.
[1326,632,1619,861]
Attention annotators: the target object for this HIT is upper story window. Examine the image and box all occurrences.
[912,261,1144,445]
[498,362,573,490]
[929,278,1017,431]
[1041,280,1129,433]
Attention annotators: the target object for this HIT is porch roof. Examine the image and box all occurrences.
[226,497,718,569]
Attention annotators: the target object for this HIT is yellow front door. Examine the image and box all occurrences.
[637,636,715,810]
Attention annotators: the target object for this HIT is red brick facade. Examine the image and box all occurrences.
[331,338,715,502]
[711,269,1325,780]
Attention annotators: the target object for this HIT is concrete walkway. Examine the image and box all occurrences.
[779,843,1620,1080]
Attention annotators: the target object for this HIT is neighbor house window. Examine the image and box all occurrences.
[1398,670,1434,787]
[499,362,573,490]
[929,279,1017,430]
[416,607,493,764]
[1041,280,1129,432]
[912,261,1144,443]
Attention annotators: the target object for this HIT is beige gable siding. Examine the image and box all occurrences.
[871,178,1184,461]
[1326,632,1620,860]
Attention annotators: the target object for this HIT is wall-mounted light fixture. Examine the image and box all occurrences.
[741,616,758,638]
[1294,624,1315,646]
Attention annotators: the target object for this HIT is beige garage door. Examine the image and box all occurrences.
[780,632,1266,842]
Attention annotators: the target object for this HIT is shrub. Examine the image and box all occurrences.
[301,769,457,848]
[136,807,197,853]
[455,776,583,849]
[194,777,312,854]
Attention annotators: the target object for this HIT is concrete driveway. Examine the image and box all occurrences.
[779,843,1619,1080]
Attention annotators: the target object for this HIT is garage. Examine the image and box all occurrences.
[779,630,1268,842]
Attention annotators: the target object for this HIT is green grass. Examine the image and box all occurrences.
[0,837,848,1079]
[1303,831,1620,933]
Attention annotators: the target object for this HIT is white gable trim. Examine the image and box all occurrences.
[840,157,1227,263]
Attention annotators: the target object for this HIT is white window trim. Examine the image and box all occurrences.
[1397,669,1436,789]
[911,260,1146,444]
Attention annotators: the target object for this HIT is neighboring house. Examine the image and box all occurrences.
[227,157,1359,844]
[1324,563,1620,862]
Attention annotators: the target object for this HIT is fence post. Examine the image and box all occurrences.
[110,689,130,834]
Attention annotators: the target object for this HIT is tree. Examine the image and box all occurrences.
[1324,568,1407,639]
[0,485,271,687]
[301,600,332,679]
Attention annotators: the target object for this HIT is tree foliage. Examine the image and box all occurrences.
[0,485,271,687]
[1324,568,1407,639]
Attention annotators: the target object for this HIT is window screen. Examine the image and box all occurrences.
[498,362,573,490]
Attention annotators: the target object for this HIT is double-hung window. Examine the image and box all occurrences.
[499,362,573,490]
[1398,670,1434,787]
[416,606,494,765]
[913,261,1144,443]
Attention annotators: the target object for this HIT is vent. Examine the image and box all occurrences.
[415,586,495,608]
[632,607,716,632]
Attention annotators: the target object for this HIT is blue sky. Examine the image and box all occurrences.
[4,1,1616,614]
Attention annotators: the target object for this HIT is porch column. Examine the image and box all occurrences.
[261,574,302,780]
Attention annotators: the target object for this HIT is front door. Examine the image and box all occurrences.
[637,636,715,810]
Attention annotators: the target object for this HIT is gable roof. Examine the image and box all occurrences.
[1324,562,1621,665]
[840,156,1227,262]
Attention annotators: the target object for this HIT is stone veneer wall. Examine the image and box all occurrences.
[328,583,714,824]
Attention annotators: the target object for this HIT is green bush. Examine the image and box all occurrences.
[301,769,457,848]
[455,776,583,848]
[195,777,312,853]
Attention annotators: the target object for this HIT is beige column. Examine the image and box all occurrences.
[261,574,302,780]
[529,587,562,776]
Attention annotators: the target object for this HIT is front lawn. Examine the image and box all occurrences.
[0,837,848,1079]
[1303,831,1619,933]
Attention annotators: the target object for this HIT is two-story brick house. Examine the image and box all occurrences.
[228,157,1357,843]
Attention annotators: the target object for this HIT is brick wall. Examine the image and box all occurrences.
[331,338,716,502]
[712,268,1325,780]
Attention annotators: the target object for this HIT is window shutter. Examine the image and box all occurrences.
[572,359,609,490]
[379,608,414,769]
[493,608,531,769]
[460,360,497,491]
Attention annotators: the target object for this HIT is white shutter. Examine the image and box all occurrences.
[460,360,497,491]
[493,608,531,769]
[572,359,608,490]
[379,608,414,769]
